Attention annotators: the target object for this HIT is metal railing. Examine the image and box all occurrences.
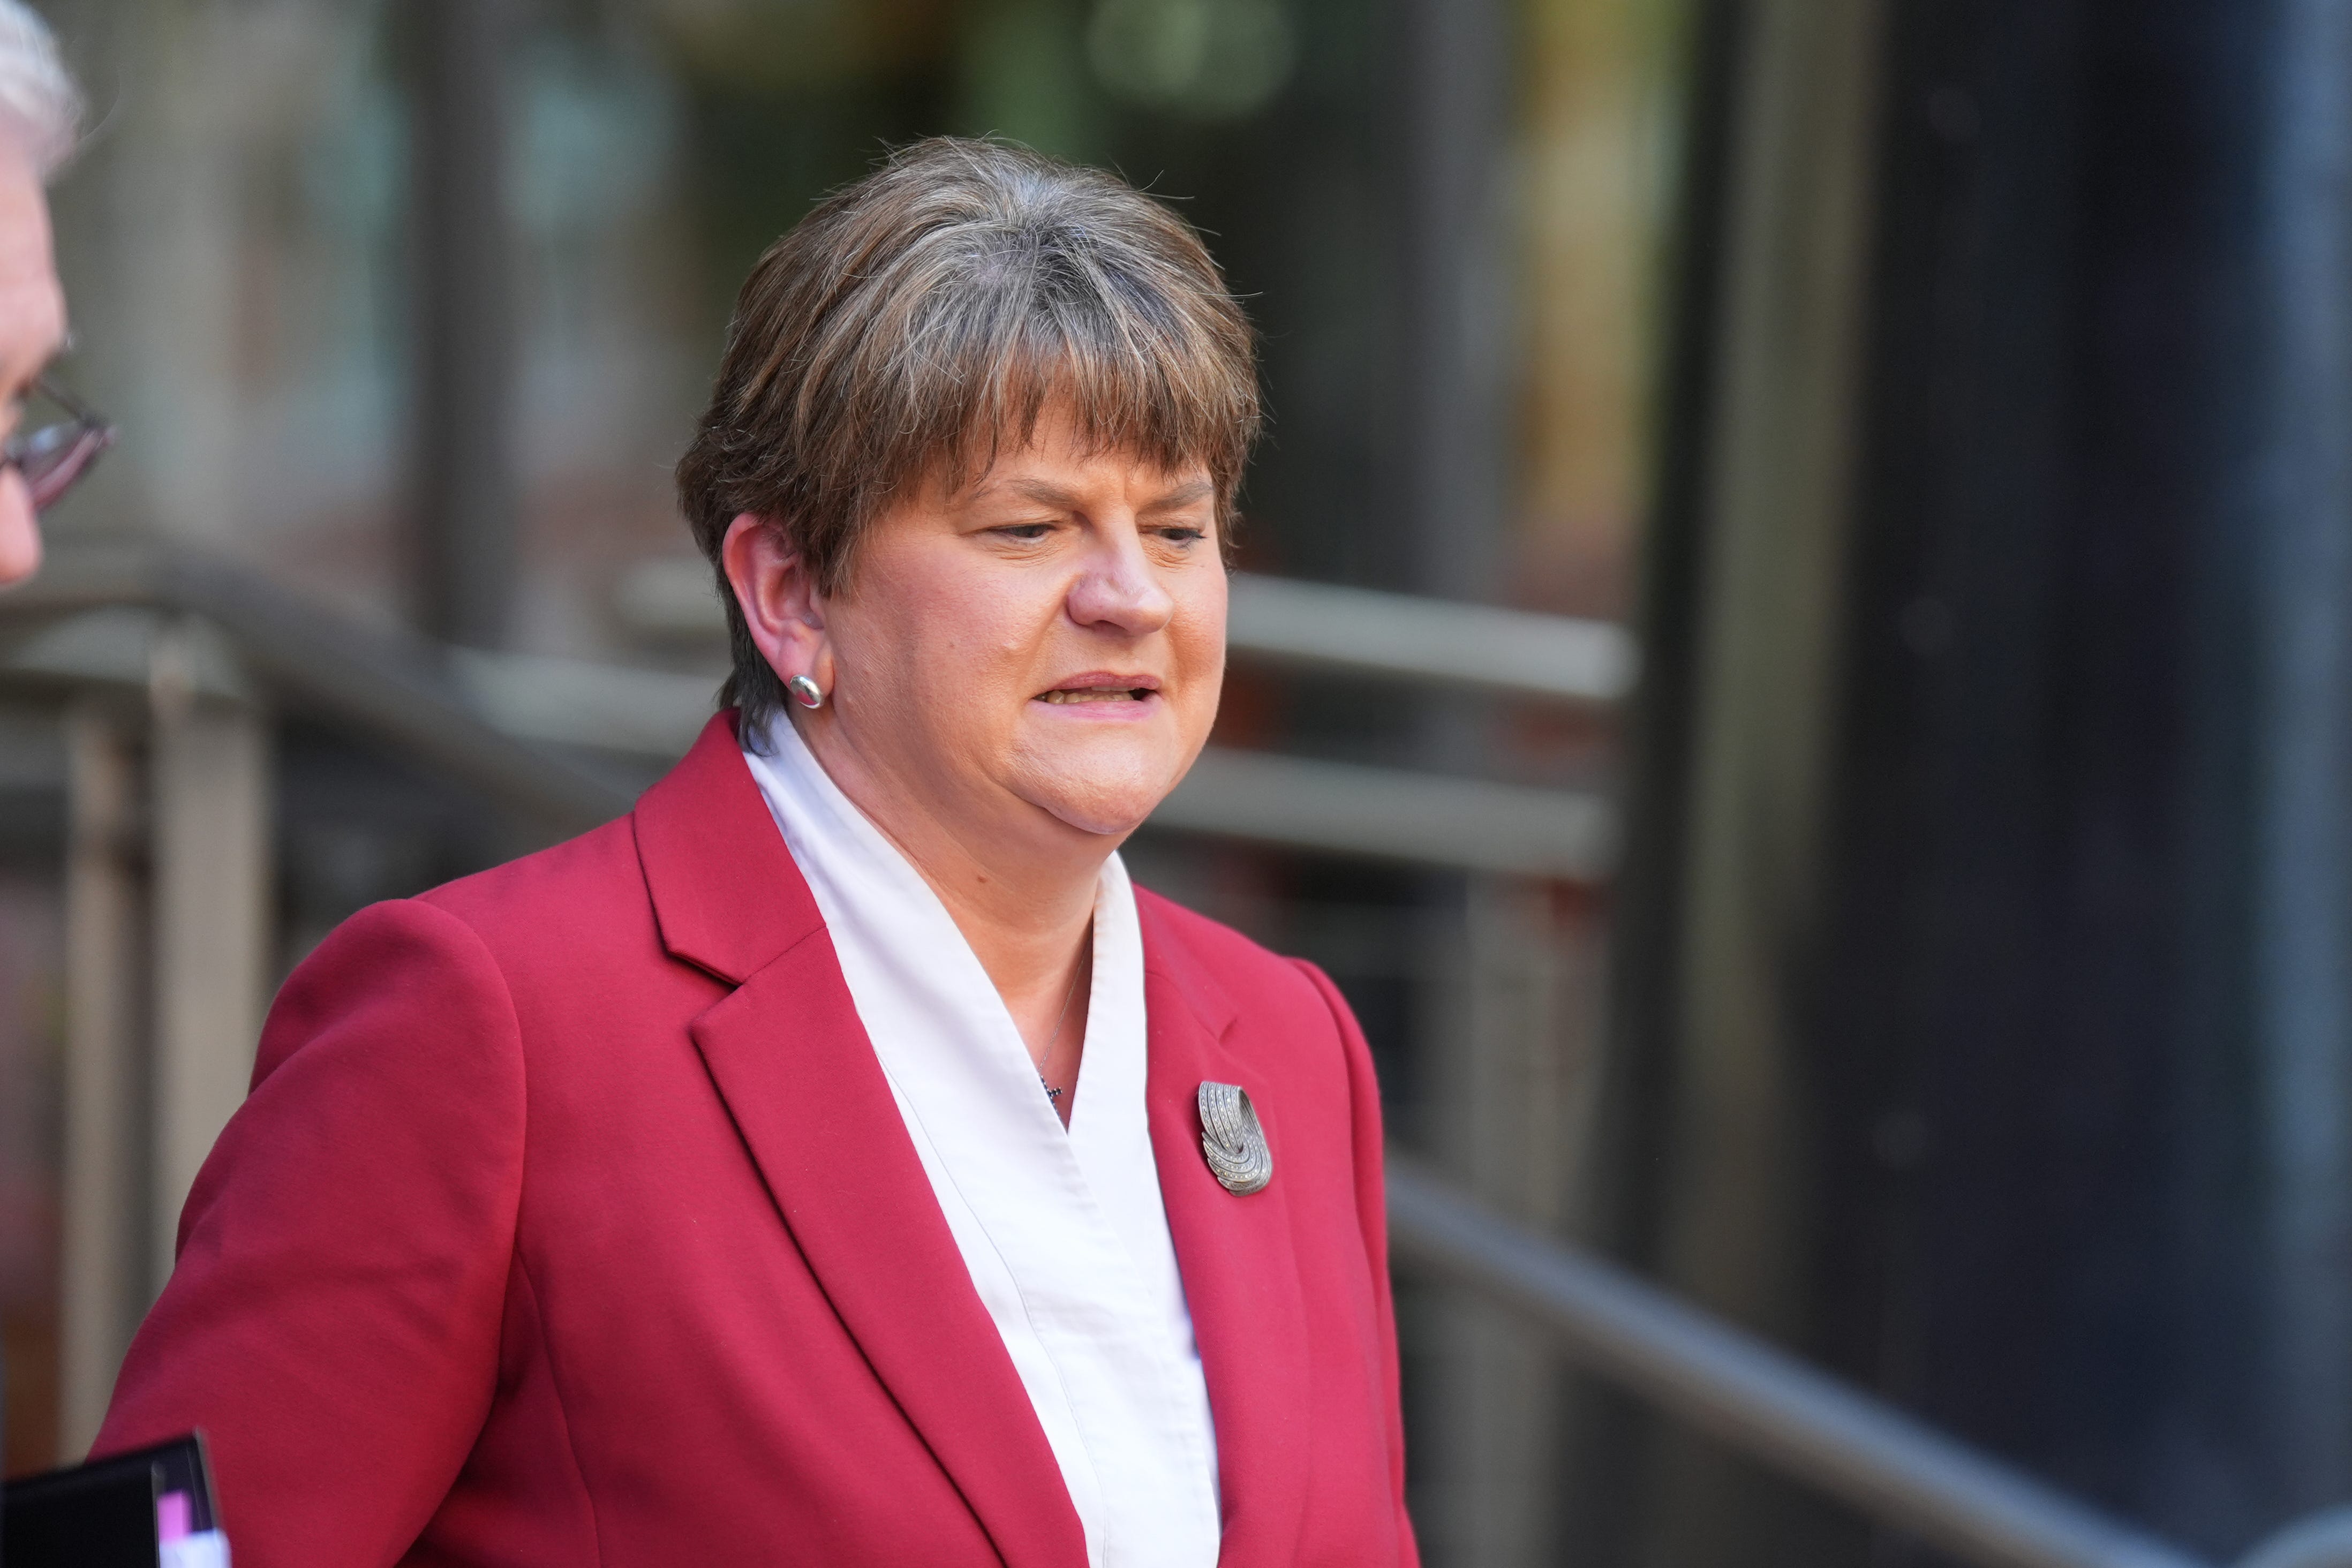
[610,553,1641,705]
[1383,1159,2352,1568]
[5,544,2349,1567]
[4,544,623,833]
[442,644,1620,879]
[1225,571,1637,704]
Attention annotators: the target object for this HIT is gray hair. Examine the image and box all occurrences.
[0,2,76,177]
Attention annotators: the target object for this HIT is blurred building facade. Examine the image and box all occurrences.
[1595,2,2352,1565]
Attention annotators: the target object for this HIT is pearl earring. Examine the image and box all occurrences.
[787,674,825,710]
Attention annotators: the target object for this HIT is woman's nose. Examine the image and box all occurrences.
[1066,535,1174,634]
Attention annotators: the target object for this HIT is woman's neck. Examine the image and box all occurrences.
[797,713,1109,1071]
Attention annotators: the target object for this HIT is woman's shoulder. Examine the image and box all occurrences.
[1135,883,1299,975]
[276,817,666,1051]
[260,813,697,1092]
[413,813,648,946]
[342,815,677,1002]
[1132,884,1357,1037]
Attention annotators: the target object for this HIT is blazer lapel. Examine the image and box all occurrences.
[1142,910,1313,1568]
[640,713,1083,1568]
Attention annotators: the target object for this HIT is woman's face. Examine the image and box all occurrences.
[732,401,1227,857]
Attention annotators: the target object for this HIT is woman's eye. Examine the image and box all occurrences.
[994,523,1054,540]
[1156,527,1208,546]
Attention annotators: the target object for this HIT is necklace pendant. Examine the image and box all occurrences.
[1197,1082,1272,1195]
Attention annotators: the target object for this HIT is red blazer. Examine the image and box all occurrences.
[96,714,1419,1568]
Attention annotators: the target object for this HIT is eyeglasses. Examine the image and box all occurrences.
[5,378,116,514]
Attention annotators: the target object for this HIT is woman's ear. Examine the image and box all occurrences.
[721,514,830,690]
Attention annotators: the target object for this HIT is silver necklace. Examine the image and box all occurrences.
[1037,948,1087,1104]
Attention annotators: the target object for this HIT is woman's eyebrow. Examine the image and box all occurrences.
[992,478,1083,509]
[1139,478,1215,514]
[972,474,1213,514]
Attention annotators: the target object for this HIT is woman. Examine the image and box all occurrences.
[96,138,1417,1568]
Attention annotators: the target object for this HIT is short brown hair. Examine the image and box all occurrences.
[676,137,1261,733]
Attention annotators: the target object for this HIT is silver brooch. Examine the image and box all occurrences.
[1198,1082,1272,1195]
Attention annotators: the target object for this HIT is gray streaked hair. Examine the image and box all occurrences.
[0,1,76,177]
[676,136,1261,737]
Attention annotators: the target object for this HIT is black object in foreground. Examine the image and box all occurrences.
[2,1433,220,1568]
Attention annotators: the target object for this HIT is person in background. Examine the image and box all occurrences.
[95,138,1417,1566]
[0,0,107,587]
[0,0,80,1513]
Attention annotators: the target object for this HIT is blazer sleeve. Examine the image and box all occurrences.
[94,898,527,1568]
[1295,959,1422,1568]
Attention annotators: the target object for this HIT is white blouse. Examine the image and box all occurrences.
[742,716,1222,1568]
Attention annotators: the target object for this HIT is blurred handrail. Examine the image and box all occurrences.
[1224,572,1637,704]
[3,545,1621,879]
[612,554,1640,705]
[1386,1156,2352,1568]
[444,646,1618,878]
[2,543,629,833]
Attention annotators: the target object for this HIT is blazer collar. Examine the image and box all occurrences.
[644,713,1084,1568]
[635,711,824,983]
[1139,894,1313,1567]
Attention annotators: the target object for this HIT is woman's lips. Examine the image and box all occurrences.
[1038,687,1157,704]
[1036,673,1163,706]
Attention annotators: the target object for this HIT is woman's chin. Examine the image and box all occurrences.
[1013,757,1186,838]
[1035,785,1167,838]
